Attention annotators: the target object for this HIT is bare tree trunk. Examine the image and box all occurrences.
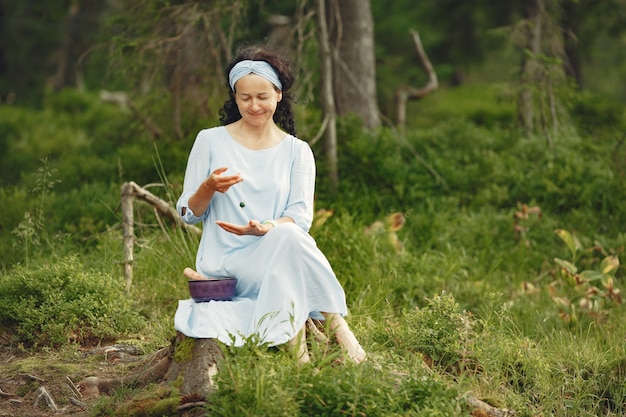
[49,4,81,91]
[325,0,380,129]
[317,0,339,190]
[121,182,135,292]
[560,1,583,88]
[517,0,543,135]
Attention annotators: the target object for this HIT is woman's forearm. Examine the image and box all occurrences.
[187,182,215,216]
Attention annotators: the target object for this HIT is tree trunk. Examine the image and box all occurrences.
[317,0,339,190]
[560,1,583,88]
[517,0,543,135]
[325,0,380,129]
[77,334,222,402]
[49,3,81,91]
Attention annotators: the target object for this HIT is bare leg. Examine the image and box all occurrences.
[322,313,366,364]
[288,324,310,365]
[184,267,208,280]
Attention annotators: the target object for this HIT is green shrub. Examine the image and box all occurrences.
[400,293,475,371]
[0,255,144,347]
[208,336,467,417]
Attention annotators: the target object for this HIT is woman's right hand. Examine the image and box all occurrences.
[188,167,242,215]
[205,167,243,194]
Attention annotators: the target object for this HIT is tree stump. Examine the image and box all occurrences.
[77,333,222,402]
[165,332,223,398]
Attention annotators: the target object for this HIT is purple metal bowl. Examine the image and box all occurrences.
[188,278,237,302]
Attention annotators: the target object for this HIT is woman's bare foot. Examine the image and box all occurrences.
[323,313,366,364]
[184,267,208,280]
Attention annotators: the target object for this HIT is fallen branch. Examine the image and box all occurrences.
[467,395,517,417]
[33,386,58,412]
[66,376,82,399]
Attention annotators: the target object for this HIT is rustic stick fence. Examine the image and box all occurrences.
[120,181,200,291]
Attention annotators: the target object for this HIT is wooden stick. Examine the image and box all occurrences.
[121,181,201,289]
[33,386,58,411]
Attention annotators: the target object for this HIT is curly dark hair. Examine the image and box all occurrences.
[219,44,297,136]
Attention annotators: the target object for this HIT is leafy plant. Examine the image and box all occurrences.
[398,293,476,372]
[550,229,622,324]
[0,256,144,347]
[10,158,60,266]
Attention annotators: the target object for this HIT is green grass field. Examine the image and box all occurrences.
[0,84,625,416]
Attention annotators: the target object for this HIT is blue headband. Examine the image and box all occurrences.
[228,60,283,91]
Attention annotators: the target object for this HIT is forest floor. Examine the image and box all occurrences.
[0,335,146,417]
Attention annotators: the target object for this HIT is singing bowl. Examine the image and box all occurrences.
[188,278,237,302]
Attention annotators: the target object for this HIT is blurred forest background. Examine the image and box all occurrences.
[1,1,626,416]
[1,0,625,262]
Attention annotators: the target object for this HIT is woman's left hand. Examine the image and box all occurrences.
[216,220,274,236]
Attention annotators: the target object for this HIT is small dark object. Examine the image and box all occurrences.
[239,201,246,208]
[188,278,237,302]
[180,393,206,405]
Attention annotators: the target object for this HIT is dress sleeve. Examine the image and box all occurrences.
[176,129,212,225]
[283,140,316,232]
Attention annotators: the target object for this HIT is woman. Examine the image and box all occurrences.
[174,44,366,364]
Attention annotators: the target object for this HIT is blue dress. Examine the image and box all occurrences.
[174,127,348,347]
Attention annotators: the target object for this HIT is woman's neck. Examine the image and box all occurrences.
[226,121,285,150]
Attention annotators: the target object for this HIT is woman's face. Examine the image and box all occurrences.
[234,74,282,128]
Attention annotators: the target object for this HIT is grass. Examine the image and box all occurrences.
[1,86,625,416]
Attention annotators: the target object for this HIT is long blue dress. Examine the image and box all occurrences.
[174,126,348,347]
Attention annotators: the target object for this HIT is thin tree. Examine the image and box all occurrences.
[316,0,339,190]
[324,0,380,129]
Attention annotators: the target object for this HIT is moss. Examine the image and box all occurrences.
[172,374,184,390]
[147,396,181,416]
[15,382,38,397]
[173,337,195,363]
[115,384,181,417]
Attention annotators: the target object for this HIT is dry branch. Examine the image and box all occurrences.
[33,386,58,411]
[467,395,517,417]
[121,181,201,289]
[395,29,438,129]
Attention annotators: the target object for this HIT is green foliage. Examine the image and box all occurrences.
[1,3,625,415]
[208,337,467,416]
[470,298,626,416]
[548,229,623,325]
[319,110,626,241]
[0,37,624,416]
[569,91,626,137]
[400,293,474,370]
[88,383,181,417]
[0,255,144,347]
[373,293,479,376]
[406,84,517,129]
[0,90,194,268]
